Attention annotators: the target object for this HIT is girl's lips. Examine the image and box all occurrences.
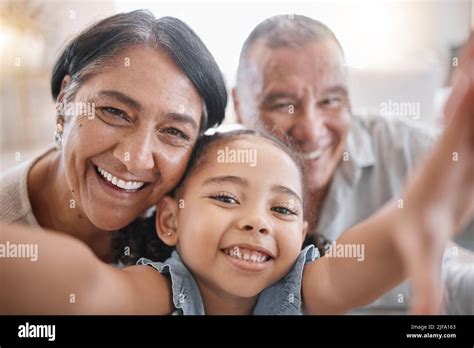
[221,250,273,273]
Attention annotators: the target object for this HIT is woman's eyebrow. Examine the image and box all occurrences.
[271,185,302,204]
[165,113,198,130]
[203,175,248,186]
[95,90,143,112]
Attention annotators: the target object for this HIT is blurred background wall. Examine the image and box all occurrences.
[0,0,472,171]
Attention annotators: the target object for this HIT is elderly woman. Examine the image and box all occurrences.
[0,10,227,264]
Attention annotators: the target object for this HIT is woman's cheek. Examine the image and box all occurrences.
[160,148,193,186]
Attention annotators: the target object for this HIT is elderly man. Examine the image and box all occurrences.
[232,14,473,314]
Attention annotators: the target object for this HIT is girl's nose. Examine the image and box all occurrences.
[238,216,270,235]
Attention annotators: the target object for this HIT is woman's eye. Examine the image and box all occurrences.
[272,205,298,216]
[210,194,239,205]
[160,127,189,140]
[103,107,128,119]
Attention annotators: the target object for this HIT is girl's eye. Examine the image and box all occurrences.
[272,205,298,216]
[160,127,189,140]
[209,193,239,205]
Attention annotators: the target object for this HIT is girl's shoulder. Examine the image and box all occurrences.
[137,252,206,315]
[254,245,319,315]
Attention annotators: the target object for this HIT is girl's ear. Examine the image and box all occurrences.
[155,196,179,246]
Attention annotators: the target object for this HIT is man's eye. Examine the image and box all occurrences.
[273,103,295,111]
[210,194,239,205]
[320,98,341,107]
[160,127,189,140]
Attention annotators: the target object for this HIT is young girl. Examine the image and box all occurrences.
[1,91,472,314]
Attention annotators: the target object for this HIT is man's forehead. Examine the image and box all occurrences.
[246,40,346,91]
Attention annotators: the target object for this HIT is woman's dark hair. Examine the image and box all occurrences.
[51,9,227,130]
[112,129,329,265]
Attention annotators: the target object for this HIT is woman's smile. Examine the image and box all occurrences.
[89,162,156,202]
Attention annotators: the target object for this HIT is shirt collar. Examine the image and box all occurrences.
[339,117,376,186]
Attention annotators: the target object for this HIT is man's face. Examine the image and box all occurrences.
[235,40,352,192]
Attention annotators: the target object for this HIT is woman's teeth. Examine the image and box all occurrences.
[223,246,270,263]
[96,166,145,190]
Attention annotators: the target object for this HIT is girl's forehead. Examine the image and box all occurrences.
[198,135,303,186]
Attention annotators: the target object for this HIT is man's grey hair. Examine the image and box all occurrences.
[236,14,344,88]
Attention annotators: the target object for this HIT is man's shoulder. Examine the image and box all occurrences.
[354,114,439,143]
[351,115,439,162]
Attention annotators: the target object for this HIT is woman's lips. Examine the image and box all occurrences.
[96,166,146,190]
[93,165,150,197]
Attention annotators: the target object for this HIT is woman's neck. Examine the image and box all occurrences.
[197,279,258,315]
[28,150,113,262]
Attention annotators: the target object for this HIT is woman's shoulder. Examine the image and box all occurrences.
[0,146,54,225]
[0,159,34,224]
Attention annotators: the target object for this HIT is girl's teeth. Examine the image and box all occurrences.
[225,246,269,263]
[97,166,145,191]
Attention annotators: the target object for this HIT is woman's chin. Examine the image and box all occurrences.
[87,208,136,231]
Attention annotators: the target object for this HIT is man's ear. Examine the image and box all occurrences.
[155,196,179,246]
[232,87,243,124]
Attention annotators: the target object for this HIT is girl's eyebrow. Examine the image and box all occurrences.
[203,175,248,186]
[271,185,302,205]
[202,176,302,204]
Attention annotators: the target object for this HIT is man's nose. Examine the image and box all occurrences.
[291,104,328,144]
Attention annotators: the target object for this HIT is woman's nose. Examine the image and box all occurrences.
[114,131,156,173]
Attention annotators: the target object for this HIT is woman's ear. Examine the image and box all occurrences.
[302,221,308,242]
[57,75,72,103]
[155,196,179,246]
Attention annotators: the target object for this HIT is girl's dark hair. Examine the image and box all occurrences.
[112,129,328,265]
[51,9,227,130]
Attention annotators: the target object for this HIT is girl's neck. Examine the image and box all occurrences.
[197,278,258,315]
[28,150,113,263]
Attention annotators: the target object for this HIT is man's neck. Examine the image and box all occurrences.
[306,184,330,233]
[28,150,113,262]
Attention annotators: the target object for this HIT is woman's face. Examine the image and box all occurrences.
[169,135,307,300]
[61,47,203,230]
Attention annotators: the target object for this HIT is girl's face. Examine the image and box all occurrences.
[61,46,203,230]
[159,135,307,301]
